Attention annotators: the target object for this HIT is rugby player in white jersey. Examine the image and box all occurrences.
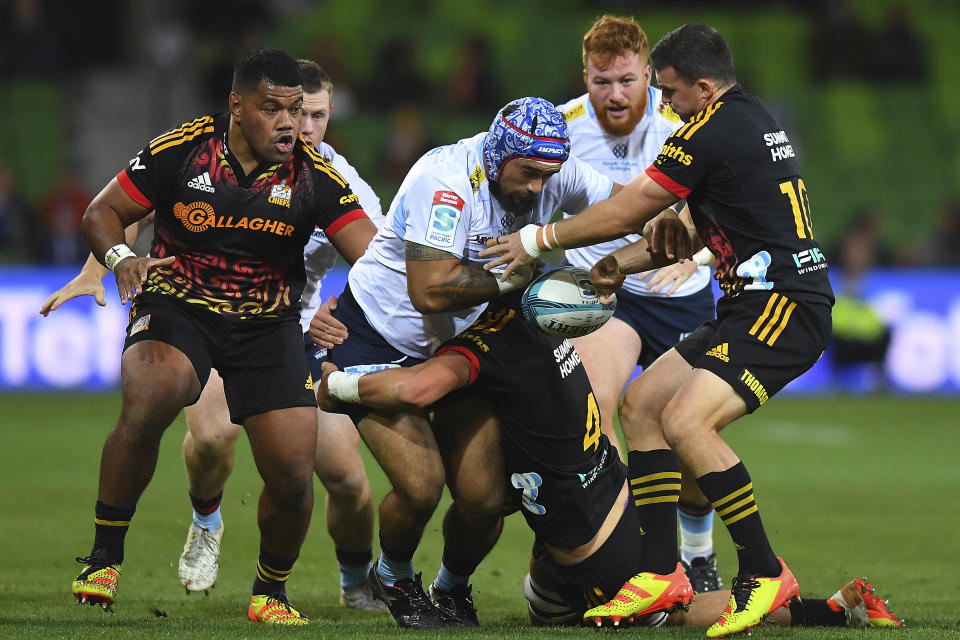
[309,97,622,627]
[40,59,388,612]
[555,15,721,592]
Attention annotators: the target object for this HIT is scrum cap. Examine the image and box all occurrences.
[482,97,570,182]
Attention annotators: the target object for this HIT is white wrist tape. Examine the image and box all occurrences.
[326,371,363,404]
[104,244,136,272]
[693,247,714,266]
[492,263,534,295]
[519,224,544,259]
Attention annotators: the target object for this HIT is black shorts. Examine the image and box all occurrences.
[675,291,832,412]
[124,293,316,424]
[325,285,425,423]
[529,498,643,613]
[612,284,716,368]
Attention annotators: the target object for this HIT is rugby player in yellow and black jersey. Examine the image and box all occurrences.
[71,49,376,625]
[313,295,901,632]
[480,24,835,636]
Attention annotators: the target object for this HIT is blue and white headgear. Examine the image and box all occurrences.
[482,97,570,182]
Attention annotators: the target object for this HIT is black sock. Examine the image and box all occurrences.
[189,490,222,515]
[379,534,416,563]
[789,597,847,626]
[628,449,681,574]
[92,501,135,565]
[335,548,372,567]
[696,462,779,577]
[252,546,297,596]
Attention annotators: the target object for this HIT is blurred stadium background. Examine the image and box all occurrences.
[2,1,959,636]
[2,0,960,394]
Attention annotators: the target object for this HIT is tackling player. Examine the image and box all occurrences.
[68,49,376,625]
[557,15,721,591]
[482,24,836,637]
[315,293,900,632]
[310,97,624,628]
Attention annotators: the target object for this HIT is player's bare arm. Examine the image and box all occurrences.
[318,353,471,412]
[405,241,503,313]
[480,172,683,277]
[81,181,173,304]
[41,213,156,315]
[328,216,377,264]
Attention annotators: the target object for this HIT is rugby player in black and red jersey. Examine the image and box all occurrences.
[70,49,376,625]
[315,294,899,632]
[481,24,837,636]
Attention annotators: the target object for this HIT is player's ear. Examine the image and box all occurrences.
[582,68,589,89]
[228,91,242,120]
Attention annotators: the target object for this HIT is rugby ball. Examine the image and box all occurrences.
[521,266,616,338]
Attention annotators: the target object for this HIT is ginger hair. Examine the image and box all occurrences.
[582,15,649,69]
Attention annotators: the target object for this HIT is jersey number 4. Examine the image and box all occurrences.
[779,178,813,239]
[583,392,601,452]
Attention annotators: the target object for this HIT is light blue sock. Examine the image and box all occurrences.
[339,561,370,590]
[376,554,413,586]
[433,561,470,591]
[192,505,222,531]
[678,508,713,564]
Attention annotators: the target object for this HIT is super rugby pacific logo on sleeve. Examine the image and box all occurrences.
[427,190,465,248]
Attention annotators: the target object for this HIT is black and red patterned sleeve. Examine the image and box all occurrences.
[309,161,369,238]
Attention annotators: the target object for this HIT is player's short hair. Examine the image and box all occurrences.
[231,49,301,94]
[297,59,334,97]
[582,15,649,69]
[650,24,737,86]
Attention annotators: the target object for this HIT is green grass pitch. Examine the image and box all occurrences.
[1,393,958,638]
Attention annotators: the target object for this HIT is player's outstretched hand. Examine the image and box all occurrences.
[309,296,348,349]
[39,270,106,316]
[316,361,341,411]
[113,256,176,304]
[479,231,535,281]
[637,259,697,296]
[590,255,626,305]
[643,211,693,262]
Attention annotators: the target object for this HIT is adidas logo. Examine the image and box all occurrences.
[187,172,215,193]
[705,343,729,362]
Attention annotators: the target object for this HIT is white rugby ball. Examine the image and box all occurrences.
[521,266,616,338]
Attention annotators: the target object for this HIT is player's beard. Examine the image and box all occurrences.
[593,97,645,137]
[489,179,537,216]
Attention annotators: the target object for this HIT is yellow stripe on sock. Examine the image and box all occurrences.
[631,483,682,495]
[712,482,754,509]
[257,561,291,582]
[630,471,683,485]
[722,504,759,526]
[716,494,755,519]
[635,495,680,506]
[94,518,131,527]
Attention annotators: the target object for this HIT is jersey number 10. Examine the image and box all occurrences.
[779,178,813,239]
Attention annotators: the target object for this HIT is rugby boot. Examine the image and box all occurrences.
[827,577,903,628]
[248,592,309,625]
[583,561,694,628]
[429,582,480,626]
[706,557,799,638]
[340,583,389,611]
[72,548,121,611]
[682,553,724,593]
[178,521,223,594]
[367,562,445,628]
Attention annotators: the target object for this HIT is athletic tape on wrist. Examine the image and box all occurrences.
[494,263,534,295]
[104,244,136,272]
[693,247,714,266]
[519,224,544,259]
[326,371,363,404]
